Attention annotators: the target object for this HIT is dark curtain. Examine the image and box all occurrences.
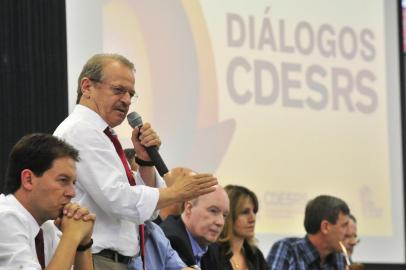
[0,0,68,191]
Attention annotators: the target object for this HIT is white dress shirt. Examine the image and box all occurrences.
[54,105,164,256]
[0,194,59,269]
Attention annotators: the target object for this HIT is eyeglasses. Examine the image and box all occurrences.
[90,78,139,103]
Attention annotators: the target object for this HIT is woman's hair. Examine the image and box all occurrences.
[218,184,259,254]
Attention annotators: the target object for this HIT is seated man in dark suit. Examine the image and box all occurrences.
[160,185,230,269]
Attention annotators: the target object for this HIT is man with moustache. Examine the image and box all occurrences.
[54,54,217,270]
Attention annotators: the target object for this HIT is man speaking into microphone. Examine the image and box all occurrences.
[54,53,218,270]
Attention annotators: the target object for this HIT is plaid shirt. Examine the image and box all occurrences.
[267,236,345,270]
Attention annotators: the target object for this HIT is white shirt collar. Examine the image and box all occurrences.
[3,194,40,237]
[74,104,110,131]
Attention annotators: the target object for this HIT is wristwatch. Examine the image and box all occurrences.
[77,238,93,252]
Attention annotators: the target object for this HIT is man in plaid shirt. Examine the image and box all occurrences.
[267,195,350,270]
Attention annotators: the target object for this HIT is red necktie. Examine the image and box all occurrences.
[104,127,146,269]
[35,228,45,269]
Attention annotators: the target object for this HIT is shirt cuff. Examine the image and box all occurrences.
[135,170,166,188]
[130,185,160,223]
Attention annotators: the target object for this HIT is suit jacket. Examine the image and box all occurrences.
[160,215,221,270]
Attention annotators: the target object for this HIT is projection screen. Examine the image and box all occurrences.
[66,0,405,264]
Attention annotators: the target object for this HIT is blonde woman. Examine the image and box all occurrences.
[214,185,268,270]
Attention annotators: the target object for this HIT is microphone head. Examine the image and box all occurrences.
[127,111,143,128]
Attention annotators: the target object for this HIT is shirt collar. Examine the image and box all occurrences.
[186,229,208,265]
[74,104,110,131]
[3,194,40,237]
[302,235,322,265]
[302,235,340,267]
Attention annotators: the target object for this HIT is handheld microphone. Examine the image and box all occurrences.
[127,112,169,176]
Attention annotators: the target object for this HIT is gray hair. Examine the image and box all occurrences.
[76,53,135,103]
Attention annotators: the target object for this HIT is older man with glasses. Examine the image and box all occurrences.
[344,214,360,259]
[54,53,218,270]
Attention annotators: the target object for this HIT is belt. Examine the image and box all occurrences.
[95,249,132,265]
